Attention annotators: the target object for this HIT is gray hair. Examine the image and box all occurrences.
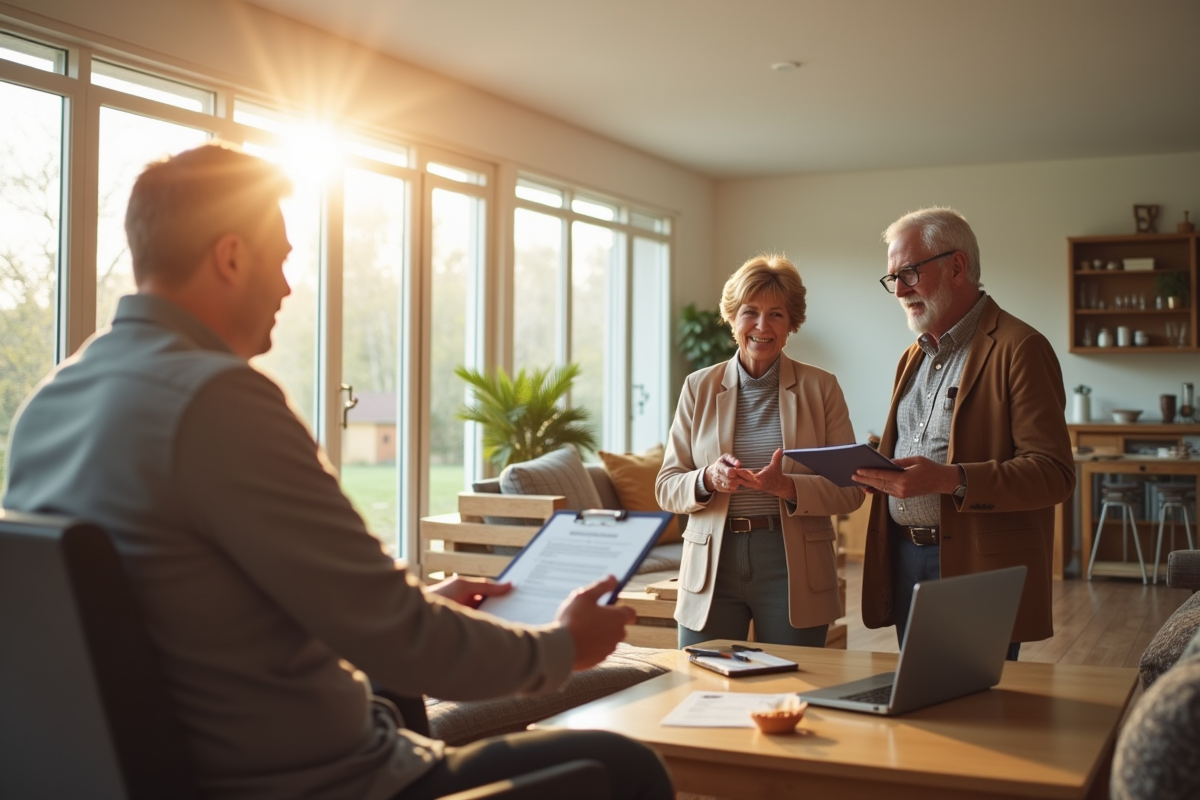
[883,207,982,288]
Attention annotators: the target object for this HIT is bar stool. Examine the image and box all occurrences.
[1152,481,1196,584]
[1088,481,1147,584]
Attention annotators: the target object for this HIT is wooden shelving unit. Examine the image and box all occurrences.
[1068,233,1198,353]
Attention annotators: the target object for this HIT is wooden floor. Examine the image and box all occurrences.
[842,555,1192,667]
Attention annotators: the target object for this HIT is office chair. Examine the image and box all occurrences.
[0,511,607,800]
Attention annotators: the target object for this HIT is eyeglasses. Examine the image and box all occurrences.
[878,251,956,293]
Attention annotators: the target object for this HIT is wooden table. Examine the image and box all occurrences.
[537,641,1137,800]
[1077,456,1200,580]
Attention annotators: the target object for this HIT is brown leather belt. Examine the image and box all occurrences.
[726,515,782,533]
[905,525,940,546]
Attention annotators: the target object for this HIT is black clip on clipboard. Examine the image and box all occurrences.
[575,508,628,523]
[476,509,670,624]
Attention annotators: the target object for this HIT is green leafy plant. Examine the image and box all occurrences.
[678,302,737,371]
[455,363,598,470]
[1155,270,1190,299]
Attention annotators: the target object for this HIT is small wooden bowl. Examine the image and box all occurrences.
[750,701,808,734]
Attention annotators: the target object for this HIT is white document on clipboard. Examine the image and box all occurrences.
[476,509,671,626]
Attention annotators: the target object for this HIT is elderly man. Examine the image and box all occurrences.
[2,143,671,800]
[853,207,1074,660]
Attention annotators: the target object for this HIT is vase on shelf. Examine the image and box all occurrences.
[1071,393,1091,424]
[1160,394,1177,424]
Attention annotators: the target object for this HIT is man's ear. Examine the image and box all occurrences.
[211,233,246,286]
[950,250,970,284]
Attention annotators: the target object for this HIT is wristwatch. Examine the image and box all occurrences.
[952,463,968,498]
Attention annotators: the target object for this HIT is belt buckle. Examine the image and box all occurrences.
[909,526,939,547]
[728,517,752,533]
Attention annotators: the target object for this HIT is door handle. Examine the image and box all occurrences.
[340,383,359,429]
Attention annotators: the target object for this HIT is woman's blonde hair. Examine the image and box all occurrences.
[719,253,806,332]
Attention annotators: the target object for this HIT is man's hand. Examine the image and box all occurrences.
[740,448,797,501]
[852,456,959,498]
[427,574,512,609]
[556,575,636,670]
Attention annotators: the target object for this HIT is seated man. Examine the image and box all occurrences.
[2,143,672,800]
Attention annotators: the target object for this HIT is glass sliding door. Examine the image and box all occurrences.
[629,236,670,451]
[339,166,409,549]
[426,183,486,514]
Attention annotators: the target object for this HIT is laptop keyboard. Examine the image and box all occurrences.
[841,685,893,705]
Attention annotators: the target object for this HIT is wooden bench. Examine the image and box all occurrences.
[419,491,847,649]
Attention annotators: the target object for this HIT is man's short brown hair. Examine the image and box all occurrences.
[124,142,292,287]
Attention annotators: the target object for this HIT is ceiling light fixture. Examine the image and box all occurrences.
[771,61,802,72]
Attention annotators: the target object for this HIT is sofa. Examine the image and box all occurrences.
[417,445,848,649]
[1111,549,1200,800]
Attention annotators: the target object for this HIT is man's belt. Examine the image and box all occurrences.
[905,525,940,546]
[726,515,782,533]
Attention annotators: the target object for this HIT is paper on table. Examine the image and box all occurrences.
[477,511,667,626]
[661,691,794,728]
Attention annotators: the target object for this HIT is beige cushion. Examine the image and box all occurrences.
[597,444,681,544]
[499,446,604,512]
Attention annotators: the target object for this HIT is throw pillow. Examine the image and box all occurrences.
[598,443,681,545]
[1112,657,1200,800]
[1138,591,1200,690]
[499,446,604,511]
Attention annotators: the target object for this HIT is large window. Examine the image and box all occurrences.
[0,78,63,488]
[0,23,670,564]
[512,179,672,455]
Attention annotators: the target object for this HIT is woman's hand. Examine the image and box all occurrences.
[742,448,797,501]
[704,453,753,494]
[427,574,513,609]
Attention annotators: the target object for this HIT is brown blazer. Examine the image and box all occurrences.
[861,296,1075,642]
[656,355,865,632]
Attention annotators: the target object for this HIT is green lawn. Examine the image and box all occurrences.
[340,463,465,548]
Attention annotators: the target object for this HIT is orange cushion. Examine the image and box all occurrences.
[597,444,681,545]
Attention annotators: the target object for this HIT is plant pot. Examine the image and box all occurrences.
[1166,296,1183,310]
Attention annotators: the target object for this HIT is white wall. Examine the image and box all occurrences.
[716,152,1200,440]
[3,0,717,388]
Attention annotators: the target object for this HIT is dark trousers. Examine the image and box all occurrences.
[397,729,673,800]
[893,536,1021,661]
[678,529,828,648]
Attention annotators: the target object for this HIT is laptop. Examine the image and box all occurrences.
[800,565,1026,716]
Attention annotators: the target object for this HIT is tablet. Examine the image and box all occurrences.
[475,509,672,625]
[784,443,902,488]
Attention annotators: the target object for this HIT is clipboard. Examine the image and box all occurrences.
[784,443,902,488]
[475,509,672,625]
[685,647,799,677]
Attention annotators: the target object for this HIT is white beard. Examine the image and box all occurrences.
[900,280,953,334]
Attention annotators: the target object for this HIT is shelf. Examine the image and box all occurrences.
[1073,346,1190,354]
[1068,233,1198,354]
[1074,309,1187,315]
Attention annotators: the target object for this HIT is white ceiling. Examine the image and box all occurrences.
[247,0,1200,178]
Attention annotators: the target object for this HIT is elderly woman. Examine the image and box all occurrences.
[656,254,864,648]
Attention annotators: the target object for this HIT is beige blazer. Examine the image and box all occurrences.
[656,355,865,632]
[860,296,1075,642]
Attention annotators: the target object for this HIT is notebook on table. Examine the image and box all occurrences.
[799,566,1026,716]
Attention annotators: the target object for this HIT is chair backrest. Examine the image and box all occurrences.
[0,510,201,800]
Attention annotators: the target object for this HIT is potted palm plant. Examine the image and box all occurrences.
[455,363,598,470]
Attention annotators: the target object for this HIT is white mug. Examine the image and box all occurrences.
[1134,330,1149,347]
[1117,326,1131,347]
